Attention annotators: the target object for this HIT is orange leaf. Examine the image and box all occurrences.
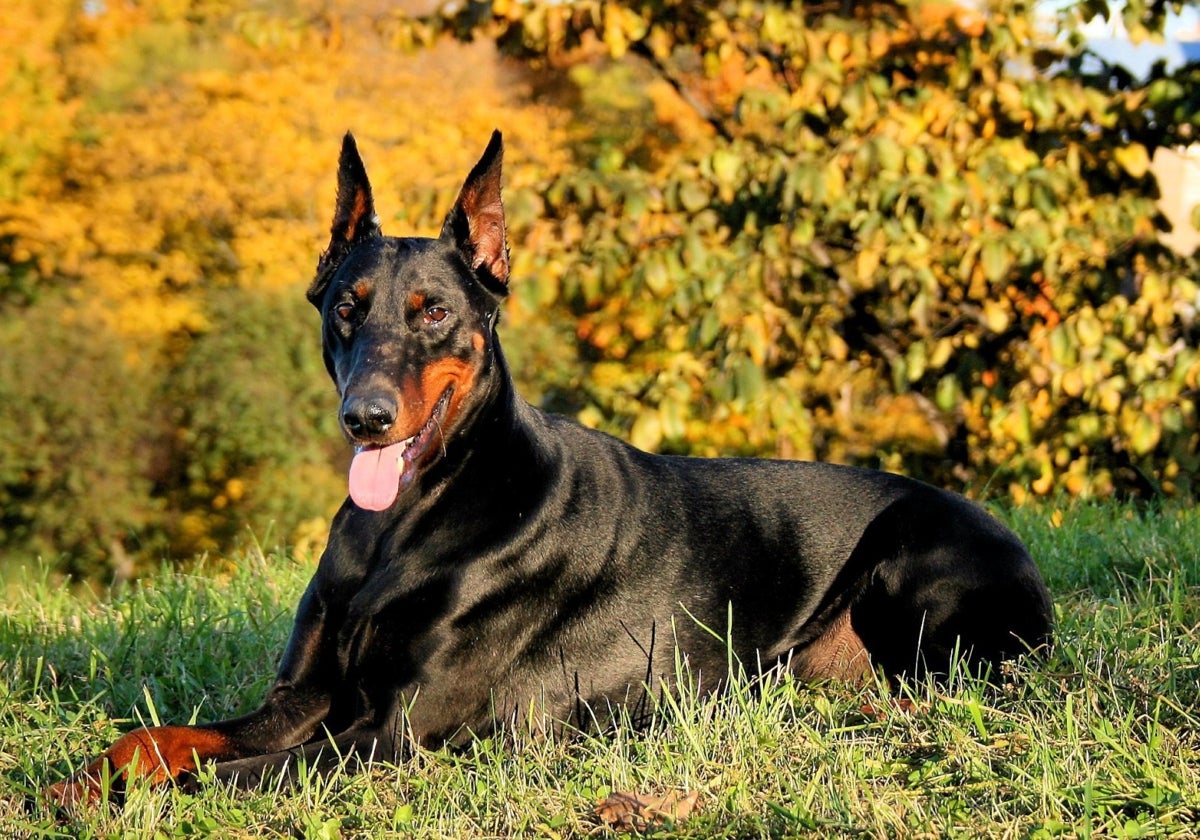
[593,790,701,832]
[859,697,918,720]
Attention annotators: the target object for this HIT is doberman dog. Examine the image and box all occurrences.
[46,131,1052,807]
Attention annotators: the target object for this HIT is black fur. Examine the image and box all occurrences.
[48,131,1052,801]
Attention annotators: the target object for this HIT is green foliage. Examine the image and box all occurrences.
[0,298,154,580]
[0,288,343,579]
[0,292,164,579]
[0,0,570,575]
[3,0,1200,575]
[396,0,1200,500]
[1064,0,1192,44]
[155,288,344,560]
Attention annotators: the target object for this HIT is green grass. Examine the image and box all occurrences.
[1,503,1198,838]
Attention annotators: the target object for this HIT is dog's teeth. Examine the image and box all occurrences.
[397,438,413,462]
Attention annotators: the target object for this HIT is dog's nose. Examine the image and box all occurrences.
[342,394,397,438]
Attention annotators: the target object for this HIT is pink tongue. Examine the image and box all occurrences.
[348,442,409,511]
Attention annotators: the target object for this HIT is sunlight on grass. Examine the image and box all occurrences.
[1,504,1197,838]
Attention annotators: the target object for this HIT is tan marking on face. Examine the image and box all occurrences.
[405,356,479,444]
[409,292,427,311]
[421,357,477,427]
[385,357,483,447]
[472,332,486,352]
[392,376,424,440]
[352,280,371,300]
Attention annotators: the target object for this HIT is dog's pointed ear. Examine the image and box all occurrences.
[309,133,381,307]
[440,130,509,293]
[330,132,381,244]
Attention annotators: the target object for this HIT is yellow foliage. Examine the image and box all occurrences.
[0,0,574,569]
[2,0,571,349]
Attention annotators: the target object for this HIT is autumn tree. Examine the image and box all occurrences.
[386,0,1200,501]
[2,0,1198,578]
[0,0,570,576]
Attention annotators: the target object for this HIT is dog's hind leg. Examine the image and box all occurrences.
[845,496,1053,681]
[791,609,874,683]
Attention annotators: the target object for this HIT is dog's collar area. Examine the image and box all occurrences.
[347,387,454,511]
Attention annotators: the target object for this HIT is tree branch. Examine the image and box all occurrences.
[629,42,735,143]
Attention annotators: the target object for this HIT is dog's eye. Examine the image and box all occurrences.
[335,302,355,320]
[424,307,449,325]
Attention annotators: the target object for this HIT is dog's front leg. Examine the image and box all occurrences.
[42,724,240,808]
[43,580,339,810]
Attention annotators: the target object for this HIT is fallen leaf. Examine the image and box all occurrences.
[859,697,917,720]
[593,789,700,832]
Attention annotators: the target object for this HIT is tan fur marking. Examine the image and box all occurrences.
[43,725,236,809]
[345,189,368,240]
[420,357,477,433]
[384,357,479,447]
[793,610,872,683]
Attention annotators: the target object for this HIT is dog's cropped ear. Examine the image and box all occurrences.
[441,130,509,294]
[309,133,382,307]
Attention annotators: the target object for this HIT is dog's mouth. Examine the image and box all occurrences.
[347,387,453,511]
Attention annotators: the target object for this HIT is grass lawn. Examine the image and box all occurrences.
[1,502,1197,838]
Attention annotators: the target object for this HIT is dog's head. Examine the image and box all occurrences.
[306,132,510,511]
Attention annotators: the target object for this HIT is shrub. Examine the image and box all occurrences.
[156,287,345,561]
[0,292,166,579]
[397,0,1200,499]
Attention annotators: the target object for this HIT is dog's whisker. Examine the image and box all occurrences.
[433,413,447,458]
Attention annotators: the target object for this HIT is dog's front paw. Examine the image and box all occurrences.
[41,727,174,812]
[42,768,107,812]
[43,725,235,811]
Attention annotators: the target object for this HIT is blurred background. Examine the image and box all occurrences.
[1,0,1197,583]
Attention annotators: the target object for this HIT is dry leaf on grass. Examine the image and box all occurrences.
[593,789,700,832]
[859,697,918,720]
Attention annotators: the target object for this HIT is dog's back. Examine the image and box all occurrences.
[45,131,1051,809]
[424,404,1049,705]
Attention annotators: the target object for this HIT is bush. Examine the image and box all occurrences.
[0,287,345,579]
[2,0,1198,579]
[155,287,345,561]
[401,0,1200,499]
[0,292,166,579]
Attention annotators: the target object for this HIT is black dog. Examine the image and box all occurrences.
[47,132,1051,806]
